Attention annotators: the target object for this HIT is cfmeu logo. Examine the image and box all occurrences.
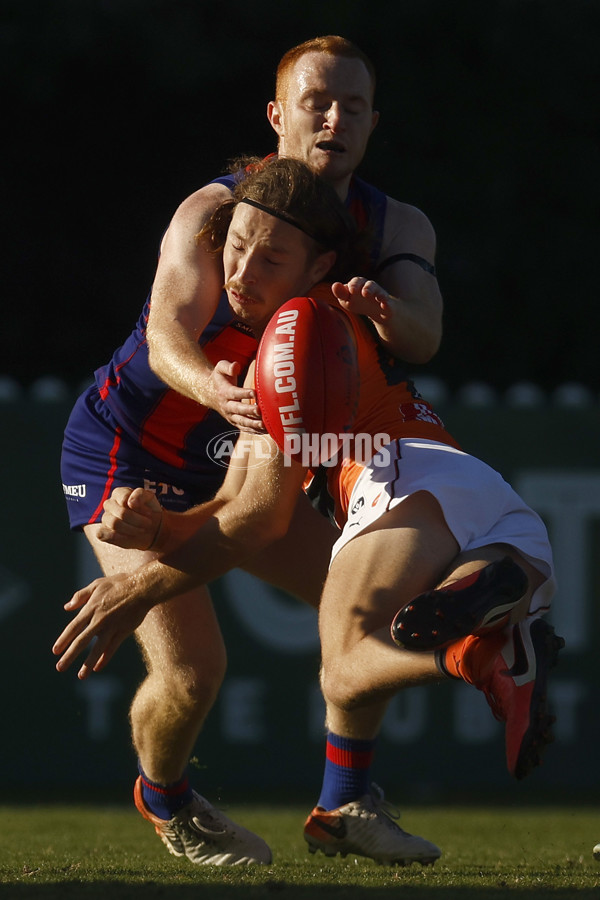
[206,431,277,469]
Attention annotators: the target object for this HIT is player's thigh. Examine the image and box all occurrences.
[242,492,337,607]
[319,490,459,656]
[84,524,226,678]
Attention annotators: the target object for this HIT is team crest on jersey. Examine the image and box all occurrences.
[399,402,445,426]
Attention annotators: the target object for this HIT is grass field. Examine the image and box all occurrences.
[0,803,598,898]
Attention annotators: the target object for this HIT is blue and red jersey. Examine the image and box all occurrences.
[89,173,388,475]
[93,291,257,474]
[62,171,389,527]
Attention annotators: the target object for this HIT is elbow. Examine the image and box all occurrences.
[257,518,289,548]
[248,514,290,552]
[407,311,443,363]
[411,331,442,365]
[394,329,442,365]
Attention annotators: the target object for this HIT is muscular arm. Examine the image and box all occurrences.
[337,199,443,364]
[53,427,307,676]
[160,437,305,588]
[146,182,262,430]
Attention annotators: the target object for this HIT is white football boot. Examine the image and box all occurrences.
[304,784,441,866]
[134,776,272,866]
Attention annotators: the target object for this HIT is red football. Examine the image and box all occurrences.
[255,295,359,466]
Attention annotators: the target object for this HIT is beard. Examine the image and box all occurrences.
[223,279,259,303]
[223,280,264,329]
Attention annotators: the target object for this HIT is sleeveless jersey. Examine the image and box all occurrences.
[93,292,257,475]
[212,170,387,270]
[92,171,388,475]
[303,284,460,528]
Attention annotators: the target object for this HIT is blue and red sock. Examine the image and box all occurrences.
[317,732,376,811]
[138,763,193,820]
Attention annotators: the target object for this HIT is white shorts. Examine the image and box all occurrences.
[331,439,555,616]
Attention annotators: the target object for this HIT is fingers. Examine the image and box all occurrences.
[52,608,99,673]
[221,383,258,406]
[53,577,139,677]
[333,278,392,322]
[76,634,120,680]
[222,397,264,429]
[104,487,157,521]
[230,416,266,434]
[110,486,135,506]
[226,401,264,430]
[89,633,125,675]
[208,358,267,429]
[213,358,241,378]
[127,487,162,513]
[331,281,351,302]
[212,361,258,405]
[99,488,162,548]
[63,583,95,612]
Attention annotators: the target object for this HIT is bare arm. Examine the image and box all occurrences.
[146,182,264,432]
[95,423,268,555]
[337,199,443,364]
[53,429,306,677]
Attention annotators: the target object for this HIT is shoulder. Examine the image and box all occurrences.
[159,181,232,255]
[172,181,233,227]
[380,195,437,258]
[383,196,436,238]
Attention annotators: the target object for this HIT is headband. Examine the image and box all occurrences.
[239,197,324,245]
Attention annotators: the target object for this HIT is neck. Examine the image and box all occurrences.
[331,176,351,203]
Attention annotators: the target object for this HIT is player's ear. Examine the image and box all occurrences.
[310,250,337,285]
[267,100,284,137]
[370,109,380,134]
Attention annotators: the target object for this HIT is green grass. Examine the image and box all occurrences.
[0,804,598,898]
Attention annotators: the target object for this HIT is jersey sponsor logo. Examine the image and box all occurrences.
[63,483,87,498]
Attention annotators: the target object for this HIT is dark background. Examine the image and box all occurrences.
[2,0,598,393]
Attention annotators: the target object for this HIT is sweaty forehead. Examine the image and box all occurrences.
[286,52,374,102]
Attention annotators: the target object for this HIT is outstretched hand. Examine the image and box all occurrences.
[98,487,164,550]
[208,360,265,433]
[332,277,395,324]
[52,572,152,679]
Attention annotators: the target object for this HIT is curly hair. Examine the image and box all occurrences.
[197,156,370,283]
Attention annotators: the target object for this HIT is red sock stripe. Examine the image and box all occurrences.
[326,743,374,769]
[140,774,190,796]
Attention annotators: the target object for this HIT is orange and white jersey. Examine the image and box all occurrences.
[303,285,461,527]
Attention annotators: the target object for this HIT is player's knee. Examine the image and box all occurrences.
[320,662,365,711]
[162,658,227,716]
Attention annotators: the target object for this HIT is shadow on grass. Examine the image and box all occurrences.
[1,884,598,900]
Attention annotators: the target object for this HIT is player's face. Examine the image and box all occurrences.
[223,203,335,335]
[268,52,379,199]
